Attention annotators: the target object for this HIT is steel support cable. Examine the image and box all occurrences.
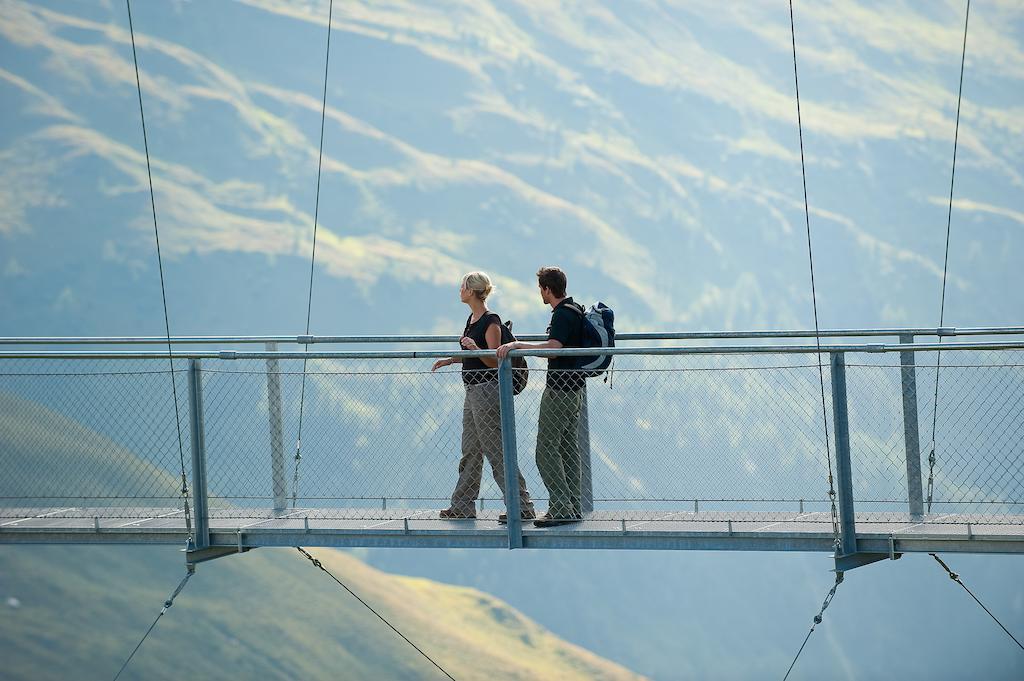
[783,7,845,676]
[111,567,194,681]
[296,548,457,680]
[927,0,971,514]
[782,572,844,681]
[788,0,841,552]
[930,554,1024,652]
[292,0,334,509]
[126,0,193,545]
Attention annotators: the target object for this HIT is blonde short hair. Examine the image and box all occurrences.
[462,271,494,301]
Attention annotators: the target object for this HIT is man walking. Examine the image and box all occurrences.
[497,266,585,527]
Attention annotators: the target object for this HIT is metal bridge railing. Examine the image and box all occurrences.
[1,341,1022,552]
[2,325,1023,346]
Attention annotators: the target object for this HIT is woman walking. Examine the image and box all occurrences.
[432,272,536,521]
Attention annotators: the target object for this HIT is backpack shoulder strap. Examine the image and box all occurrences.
[563,301,585,316]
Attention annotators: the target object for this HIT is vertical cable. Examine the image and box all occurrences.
[292,0,335,507]
[788,0,840,550]
[926,0,971,513]
[126,0,192,543]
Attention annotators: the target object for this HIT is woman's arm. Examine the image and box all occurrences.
[431,356,462,371]
[477,322,502,368]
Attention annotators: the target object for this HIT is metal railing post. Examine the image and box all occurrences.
[829,352,857,556]
[497,358,523,549]
[578,382,593,514]
[265,342,287,512]
[187,359,210,551]
[898,334,924,518]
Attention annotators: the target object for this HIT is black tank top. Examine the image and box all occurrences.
[462,312,500,385]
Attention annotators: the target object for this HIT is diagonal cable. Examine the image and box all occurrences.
[126,0,192,544]
[292,0,334,508]
[930,553,1024,652]
[296,547,457,680]
[782,572,843,681]
[111,568,193,681]
[927,0,971,513]
[788,0,840,551]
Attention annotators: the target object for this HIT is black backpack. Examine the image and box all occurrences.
[464,314,529,395]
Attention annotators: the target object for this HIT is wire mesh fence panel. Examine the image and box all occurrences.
[200,358,469,520]
[510,353,839,524]
[846,350,1024,525]
[0,358,193,519]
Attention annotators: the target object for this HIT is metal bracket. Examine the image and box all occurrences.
[186,545,253,566]
[834,552,890,571]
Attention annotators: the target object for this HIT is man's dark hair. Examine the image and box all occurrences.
[536,266,567,298]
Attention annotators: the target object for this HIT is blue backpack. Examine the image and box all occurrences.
[569,301,615,378]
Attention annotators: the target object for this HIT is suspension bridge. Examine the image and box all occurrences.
[2,327,1022,573]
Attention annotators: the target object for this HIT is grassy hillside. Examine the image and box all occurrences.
[0,545,643,681]
[0,391,642,680]
[0,389,182,505]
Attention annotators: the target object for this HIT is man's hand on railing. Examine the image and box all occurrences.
[496,341,520,359]
[498,339,563,358]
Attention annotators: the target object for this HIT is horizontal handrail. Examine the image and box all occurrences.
[1,326,1023,346]
[2,340,1023,360]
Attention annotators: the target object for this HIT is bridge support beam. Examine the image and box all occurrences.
[265,342,287,512]
[498,358,523,549]
[188,359,210,551]
[830,352,857,557]
[899,334,925,519]
[829,352,891,571]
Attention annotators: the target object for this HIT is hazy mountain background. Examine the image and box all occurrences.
[1,0,1023,679]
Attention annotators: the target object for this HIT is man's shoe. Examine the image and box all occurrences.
[498,509,537,524]
[439,507,476,520]
[533,514,582,528]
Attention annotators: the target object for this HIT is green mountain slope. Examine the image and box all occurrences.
[0,545,643,681]
[0,389,181,505]
[0,391,643,680]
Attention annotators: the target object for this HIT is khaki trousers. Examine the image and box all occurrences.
[449,381,534,515]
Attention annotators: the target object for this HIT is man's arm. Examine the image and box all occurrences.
[496,338,563,359]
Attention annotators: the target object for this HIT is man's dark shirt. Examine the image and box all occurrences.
[546,297,585,391]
